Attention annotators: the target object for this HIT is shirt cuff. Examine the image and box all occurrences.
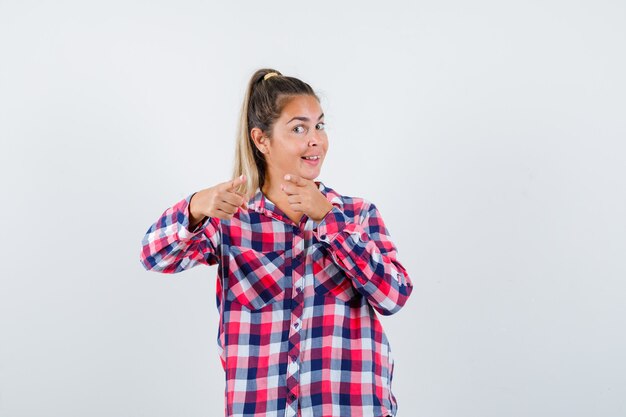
[312,206,360,244]
[178,192,211,240]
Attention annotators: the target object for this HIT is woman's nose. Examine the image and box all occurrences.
[308,131,321,146]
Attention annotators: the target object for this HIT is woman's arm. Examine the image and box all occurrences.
[139,192,221,273]
[312,200,413,315]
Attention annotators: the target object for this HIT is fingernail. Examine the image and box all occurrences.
[240,174,245,180]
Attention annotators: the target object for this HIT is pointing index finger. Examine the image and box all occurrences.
[227,174,247,191]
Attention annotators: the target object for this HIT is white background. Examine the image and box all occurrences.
[1,0,625,416]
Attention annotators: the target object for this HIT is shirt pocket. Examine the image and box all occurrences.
[226,246,288,311]
[310,244,359,303]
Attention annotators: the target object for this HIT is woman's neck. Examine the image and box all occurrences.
[261,175,303,224]
[261,175,285,207]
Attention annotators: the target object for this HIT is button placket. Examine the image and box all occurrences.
[292,228,304,259]
[285,225,305,414]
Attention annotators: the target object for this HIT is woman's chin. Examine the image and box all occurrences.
[300,168,321,180]
[290,160,323,180]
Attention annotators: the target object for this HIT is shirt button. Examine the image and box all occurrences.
[291,354,298,361]
[293,321,300,329]
[296,252,303,260]
[320,234,327,241]
[289,393,297,401]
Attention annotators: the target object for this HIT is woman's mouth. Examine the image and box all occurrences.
[301,155,321,166]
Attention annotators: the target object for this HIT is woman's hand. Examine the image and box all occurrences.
[189,175,248,226]
[281,174,333,222]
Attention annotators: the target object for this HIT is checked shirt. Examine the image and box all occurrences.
[140,180,413,417]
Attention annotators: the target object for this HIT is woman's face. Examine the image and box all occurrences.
[263,95,328,183]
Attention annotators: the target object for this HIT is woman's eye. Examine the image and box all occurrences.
[293,123,324,134]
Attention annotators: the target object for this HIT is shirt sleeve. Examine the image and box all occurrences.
[312,200,413,315]
[139,192,221,273]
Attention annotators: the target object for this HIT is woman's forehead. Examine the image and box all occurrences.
[280,96,324,123]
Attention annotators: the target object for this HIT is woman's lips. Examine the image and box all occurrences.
[301,156,321,166]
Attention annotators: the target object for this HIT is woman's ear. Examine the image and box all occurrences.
[250,127,268,154]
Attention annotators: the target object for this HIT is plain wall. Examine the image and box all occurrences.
[1,0,625,416]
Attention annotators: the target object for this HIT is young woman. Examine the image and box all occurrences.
[140,68,413,417]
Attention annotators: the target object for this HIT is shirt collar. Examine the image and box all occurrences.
[247,179,343,216]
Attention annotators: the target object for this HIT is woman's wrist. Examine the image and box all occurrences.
[188,191,208,229]
[311,201,333,222]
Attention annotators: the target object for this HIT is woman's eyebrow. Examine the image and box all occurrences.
[286,113,324,124]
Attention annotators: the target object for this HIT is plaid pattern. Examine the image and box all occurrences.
[140,181,413,417]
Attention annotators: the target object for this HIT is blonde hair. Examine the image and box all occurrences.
[231,68,319,199]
